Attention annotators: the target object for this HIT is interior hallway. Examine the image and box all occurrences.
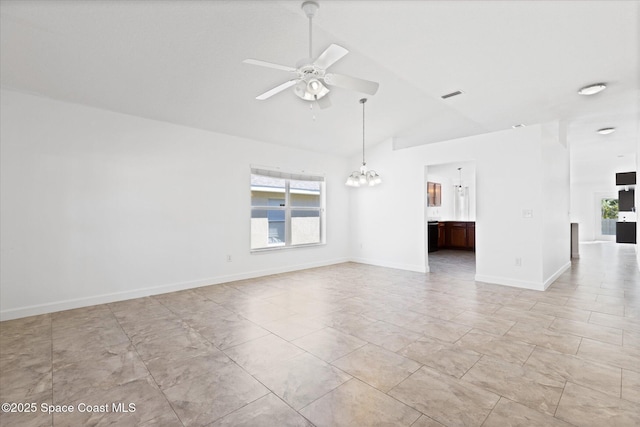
[1,242,639,426]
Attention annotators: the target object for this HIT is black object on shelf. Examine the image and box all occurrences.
[619,189,635,212]
[616,172,636,186]
[616,222,637,244]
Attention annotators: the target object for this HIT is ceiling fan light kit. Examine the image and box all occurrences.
[243,1,379,108]
[346,98,382,188]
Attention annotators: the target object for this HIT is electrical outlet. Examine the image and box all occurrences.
[515,257,522,267]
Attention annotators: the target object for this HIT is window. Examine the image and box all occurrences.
[250,168,325,250]
[601,198,618,236]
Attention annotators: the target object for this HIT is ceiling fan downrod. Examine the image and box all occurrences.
[301,1,319,59]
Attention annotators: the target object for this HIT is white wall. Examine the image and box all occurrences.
[540,122,571,285]
[350,124,570,290]
[0,90,350,320]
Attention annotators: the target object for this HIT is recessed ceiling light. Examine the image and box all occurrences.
[578,83,607,95]
[596,127,616,135]
[512,124,526,128]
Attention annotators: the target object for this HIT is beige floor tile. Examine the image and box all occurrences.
[193,314,270,350]
[228,300,296,325]
[410,415,446,426]
[261,315,325,341]
[133,328,217,363]
[555,382,640,427]
[0,362,51,401]
[462,356,565,415]
[589,311,640,332]
[399,336,481,378]
[223,333,305,374]
[566,299,625,316]
[406,316,472,343]
[292,327,366,362]
[312,311,376,336]
[549,317,623,345]
[622,369,640,404]
[53,344,149,403]
[332,343,421,392]
[2,243,637,426]
[505,322,581,354]
[578,338,640,373]
[492,307,556,327]
[251,352,351,410]
[524,347,621,398]
[120,316,194,346]
[623,329,640,348]
[300,378,420,427]
[529,301,591,322]
[483,397,575,426]
[389,366,499,427]
[0,338,51,372]
[0,402,53,427]
[208,393,312,427]
[53,376,180,427]
[161,363,269,425]
[349,320,422,352]
[145,351,232,390]
[454,329,535,365]
[451,310,516,335]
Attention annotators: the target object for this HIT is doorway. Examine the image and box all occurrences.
[425,161,477,277]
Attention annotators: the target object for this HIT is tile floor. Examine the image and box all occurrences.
[1,242,639,426]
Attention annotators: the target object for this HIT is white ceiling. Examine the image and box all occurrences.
[1,0,638,184]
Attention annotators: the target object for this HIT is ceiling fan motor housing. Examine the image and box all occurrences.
[301,1,319,18]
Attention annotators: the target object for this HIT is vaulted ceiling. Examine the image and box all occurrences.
[1,0,638,184]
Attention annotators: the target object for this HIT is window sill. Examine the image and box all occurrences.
[250,242,326,253]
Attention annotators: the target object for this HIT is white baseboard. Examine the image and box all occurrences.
[475,261,571,292]
[349,257,428,273]
[543,261,572,290]
[474,274,546,291]
[0,257,349,321]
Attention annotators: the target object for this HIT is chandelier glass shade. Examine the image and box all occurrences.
[345,98,381,187]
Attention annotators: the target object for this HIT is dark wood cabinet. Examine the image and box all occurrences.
[448,222,468,248]
[619,189,635,212]
[616,222,637,244]
[438,223,446,247]
[437,221,475,251]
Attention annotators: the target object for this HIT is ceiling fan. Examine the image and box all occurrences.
[243,1,379,109]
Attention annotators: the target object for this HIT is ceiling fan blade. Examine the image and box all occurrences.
[324,73,379,95]
[243,59,297,73]
[315,94,331,110]
[256,79,298,100]
[313,44,348,70]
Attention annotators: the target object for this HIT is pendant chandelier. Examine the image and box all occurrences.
[345,98,382,187]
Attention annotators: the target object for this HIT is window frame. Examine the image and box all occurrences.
[250,167,326,252]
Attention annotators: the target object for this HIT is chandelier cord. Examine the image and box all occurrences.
[362,98,366,166]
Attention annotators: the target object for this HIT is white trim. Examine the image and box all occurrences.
[349,257,428,273]
[542,261,572,290]
[474,261,571,291]
[0,258,349,321]
[474,274,546,291]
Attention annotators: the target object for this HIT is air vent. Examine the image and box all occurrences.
[441,90,463,99]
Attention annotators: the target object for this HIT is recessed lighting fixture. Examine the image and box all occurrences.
[512,124,526,128]
[596,127,616,135]
[578,83,607,95]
